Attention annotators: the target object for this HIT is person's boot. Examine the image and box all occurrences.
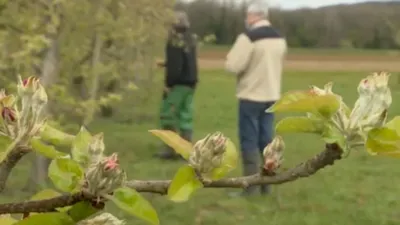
[229,151,260,197]
[260,184,270,195]
[154,127,182,160]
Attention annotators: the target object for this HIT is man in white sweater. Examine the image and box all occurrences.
[225,3,287,196]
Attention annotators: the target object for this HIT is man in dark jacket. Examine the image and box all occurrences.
[155,11,198,160]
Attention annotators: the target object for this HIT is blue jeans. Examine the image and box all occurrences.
[238,99,275,188]
[239,100,275,155]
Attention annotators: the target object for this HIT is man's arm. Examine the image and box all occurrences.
[165,44,183,88]
[225,34,254,74]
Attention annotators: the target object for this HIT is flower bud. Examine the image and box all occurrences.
[84,153,126,196]
[189,132,227,178]
[77,213,125,225]
[262,136,284,174]
[103,153,119,171]
[1,107,16,123]
[18,76,40,97]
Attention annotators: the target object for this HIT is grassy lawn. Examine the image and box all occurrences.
[3,69,400,224]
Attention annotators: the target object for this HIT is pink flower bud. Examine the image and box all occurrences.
[1,107,16,122]
[262,136,284,174]
[104,153,119,171]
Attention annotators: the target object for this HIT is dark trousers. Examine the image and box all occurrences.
[238,99,275,193]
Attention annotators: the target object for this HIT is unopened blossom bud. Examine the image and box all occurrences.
[262,136,284,174]
[349,72,392,130]
[1,107,16,122]
[77,213,125,225]
[189,132,227,178]
[17,76,40,97]
[103,153,119,171]
[84,154,126,196]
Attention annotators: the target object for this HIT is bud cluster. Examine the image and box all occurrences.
[77,213,125,225]
[262,136,284,174]
[0,76,48,143]
[308,71,392,149]
[83,153,127,197]
[188,132,227,180]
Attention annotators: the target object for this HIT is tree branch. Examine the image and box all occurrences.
[0,146,31,192]
[0,144,342,215]
[127,143,342,194]
[0,191,89,214]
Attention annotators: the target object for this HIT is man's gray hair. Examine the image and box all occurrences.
[247,2,269,18]
[173,10,190,28]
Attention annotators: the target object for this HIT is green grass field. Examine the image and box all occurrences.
[3,69,400,224]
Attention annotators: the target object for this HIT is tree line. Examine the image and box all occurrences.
[177,0,400,49]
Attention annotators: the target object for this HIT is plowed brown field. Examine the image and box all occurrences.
[198,49,400,71]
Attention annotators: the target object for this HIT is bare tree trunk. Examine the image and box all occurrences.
[24,37,59,191]
[83,32,103,126]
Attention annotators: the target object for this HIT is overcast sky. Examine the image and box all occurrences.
[270,0,393,9]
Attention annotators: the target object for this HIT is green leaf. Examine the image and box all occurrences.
[385,116,400,134]
[67,202,99,222]
[0,215,17,224]
[322,124,347,151]
[105,187,159,225]
[0,136,12,161]
[71,126,92,166]
[48,158,84,192]
[210,139,238,180]
[276,117,324,134]
[14,213,74,225]
[30,189,61,201]
[168,165,203,202]
[40,125,75,147]
[267,91,340,118]
[149,130,192,160]
[366,127,400,156]
[30,138,67,159]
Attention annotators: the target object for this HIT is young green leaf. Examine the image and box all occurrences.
[267,90,340,118]
[275,117,324,134]
[168,165,203,202]
[71,126,92,166]
[322,124,348,151]
[210,139,238,180]
[385,116,400,134]
[48,158,84,193]
[149,130,192,159]
[14,213,74,225]
[30,138,67,159]
[0,214,17,224]
[40,125,75,147]
[105,187,159,225]
[67,202,99,222]
[366,127,400,156]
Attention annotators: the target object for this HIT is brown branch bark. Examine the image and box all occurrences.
[0,146,31,192]
[0,192,89,214]
[127,143,342,194]
[0,144,342,215]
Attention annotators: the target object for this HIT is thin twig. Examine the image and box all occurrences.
[0,146,31,192]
